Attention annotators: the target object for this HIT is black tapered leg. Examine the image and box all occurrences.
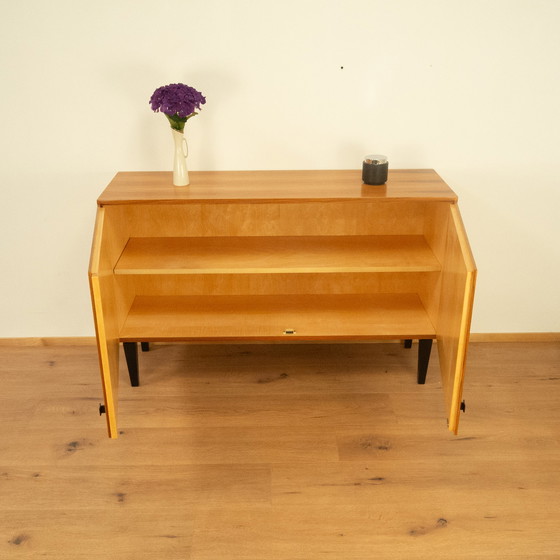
[123,342,140,387]
[141,342,150,352]
[403,339,413,349]
[417,339,433,385]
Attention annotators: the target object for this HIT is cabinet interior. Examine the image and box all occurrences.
[102,200,450,342]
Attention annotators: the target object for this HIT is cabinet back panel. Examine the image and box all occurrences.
[122,272,440,298]
[112,201,438,237]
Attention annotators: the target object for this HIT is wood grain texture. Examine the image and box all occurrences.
[98,169,458,204]
[88,207,120,437]
[124,271,440,302]
[1,342,560,559]
[89,206,136,437]
[119,294,437,342]
[115,235,441,275]
[116,199,431,237]
[435,204,477,434]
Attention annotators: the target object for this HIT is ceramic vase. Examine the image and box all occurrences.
[171,129,189,186]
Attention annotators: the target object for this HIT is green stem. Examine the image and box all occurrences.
[165,112,198,132]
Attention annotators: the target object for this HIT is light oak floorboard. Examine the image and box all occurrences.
[1,342,559,558]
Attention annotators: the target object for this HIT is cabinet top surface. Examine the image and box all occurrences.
[97,169,458,205]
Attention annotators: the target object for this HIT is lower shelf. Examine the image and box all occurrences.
[119,293,436,342]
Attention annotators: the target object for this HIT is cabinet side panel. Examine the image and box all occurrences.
[101,206,136,331]
[422,202,451,329]
[423,202,451,262]
[436,204,477,434]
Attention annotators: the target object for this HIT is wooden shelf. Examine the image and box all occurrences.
[115,235,441,275]
[119,293,436,342]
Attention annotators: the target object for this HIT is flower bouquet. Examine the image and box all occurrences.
[149,83,206,186]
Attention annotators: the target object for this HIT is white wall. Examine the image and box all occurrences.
[1,0,559,337]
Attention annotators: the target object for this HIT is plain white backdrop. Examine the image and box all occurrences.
[1,0,559,336]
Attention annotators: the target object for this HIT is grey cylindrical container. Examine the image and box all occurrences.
[362,155,388,185]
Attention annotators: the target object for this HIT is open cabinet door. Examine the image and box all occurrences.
[88,207,122,438]
[436,203,477,434]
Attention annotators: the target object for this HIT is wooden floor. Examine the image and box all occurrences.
[1,341,559,559]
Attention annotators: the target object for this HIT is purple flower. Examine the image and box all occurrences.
[149,83,206,131]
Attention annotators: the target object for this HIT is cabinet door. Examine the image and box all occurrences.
[89,206,132,438]
[437,204,477,434]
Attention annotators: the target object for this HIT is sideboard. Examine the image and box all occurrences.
[89,169,476,437]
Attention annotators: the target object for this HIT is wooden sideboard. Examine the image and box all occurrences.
[89,170,476,438]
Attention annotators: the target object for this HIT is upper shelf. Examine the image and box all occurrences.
[114,235,442,275]
[98,170,458,205]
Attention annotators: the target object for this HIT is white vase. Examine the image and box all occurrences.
[171,129,189,186]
